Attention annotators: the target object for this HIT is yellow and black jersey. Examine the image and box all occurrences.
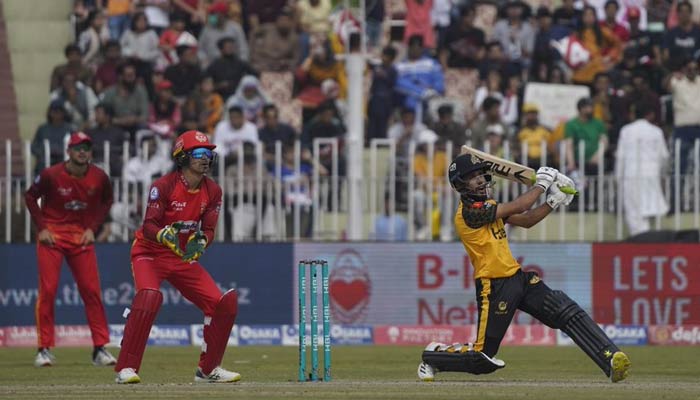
[455,199,520,279]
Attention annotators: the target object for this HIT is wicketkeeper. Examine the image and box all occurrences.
[25,132,116,367]
[115,130,240,384]
[417,154,631,383]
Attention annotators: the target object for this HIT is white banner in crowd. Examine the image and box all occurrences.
[523,83,591,130]
[294,243,592,326]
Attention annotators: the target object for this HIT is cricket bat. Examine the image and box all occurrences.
[460,145,578,195]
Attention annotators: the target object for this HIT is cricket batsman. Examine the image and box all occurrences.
[24,132,117,367]
[114,130,240,384]
[417,154,631,383]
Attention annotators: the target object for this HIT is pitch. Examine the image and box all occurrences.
[1,346,698,400]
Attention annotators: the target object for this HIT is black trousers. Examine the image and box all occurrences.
[474,269,553,357]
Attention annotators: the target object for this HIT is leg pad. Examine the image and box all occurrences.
[115,289,162,372]
[199,289,238,375]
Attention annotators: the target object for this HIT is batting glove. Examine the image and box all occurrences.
[546,184,568,209]
[554,174,576,205]
[535,167,558,192]
[156,223,183,257]
[182,230,207,262]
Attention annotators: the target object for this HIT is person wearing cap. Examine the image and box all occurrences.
[115,130,241,384]
[30,101,76,175]
[564,97,608,174]
[25,132,117,368]
[517,103,551,168]
[197,0,248,67]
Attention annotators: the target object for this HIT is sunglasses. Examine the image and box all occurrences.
[189,148,214,160]
[70,143,92,152]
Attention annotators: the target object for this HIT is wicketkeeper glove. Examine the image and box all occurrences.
[535,167,558,192]
[546,184,568,209]
[182,230,208,262]
[156,223,183,256]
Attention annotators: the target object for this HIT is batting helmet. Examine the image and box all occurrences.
[448,153,491,200]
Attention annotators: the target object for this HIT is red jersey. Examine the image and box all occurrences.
[133,171,222,257]
[25,163,113,246]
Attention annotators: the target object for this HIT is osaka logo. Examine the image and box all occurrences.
[329,249,371,324]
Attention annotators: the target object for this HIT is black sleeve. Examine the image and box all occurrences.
[461,201,497,229]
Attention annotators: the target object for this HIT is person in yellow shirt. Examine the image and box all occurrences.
[517,103,551,168]
[417,153,630,383]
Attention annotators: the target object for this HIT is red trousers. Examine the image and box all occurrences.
[35,242,110,348]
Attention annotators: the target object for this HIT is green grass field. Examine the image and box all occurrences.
[1,346,699,400]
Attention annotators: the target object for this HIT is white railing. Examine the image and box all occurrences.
[2,137,699,243]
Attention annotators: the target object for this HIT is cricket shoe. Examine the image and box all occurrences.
[194,366,241,383]
[92,347,117,366]
[609,351,631,383]
[34,348,55,367]
[115,368,141,384]
[417,362,435,382]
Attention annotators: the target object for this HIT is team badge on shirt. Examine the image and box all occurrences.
[149,187,159,200]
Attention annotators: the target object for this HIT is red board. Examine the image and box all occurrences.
[592,244,700,325]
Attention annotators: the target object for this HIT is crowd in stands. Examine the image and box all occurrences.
[30,0,700,239]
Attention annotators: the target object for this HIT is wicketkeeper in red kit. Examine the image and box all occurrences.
[24,132,117,367]
[114,130,240,384]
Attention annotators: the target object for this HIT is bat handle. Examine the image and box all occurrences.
[560,186,579,195]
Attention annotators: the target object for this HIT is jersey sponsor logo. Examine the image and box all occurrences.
[171,200,187,211]
[490,224,506,240]
[174,220,199,233]
[58,187,73,196]
[149,187,159,200]
[64,200,87,210]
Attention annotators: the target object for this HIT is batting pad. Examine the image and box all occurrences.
[115,288,163,372]
[199,289,238,375]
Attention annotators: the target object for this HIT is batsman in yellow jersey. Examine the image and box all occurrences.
[418,153,630,383]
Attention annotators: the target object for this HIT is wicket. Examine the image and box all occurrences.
[298,260,331,382]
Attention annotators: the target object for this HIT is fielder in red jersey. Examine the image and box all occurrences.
[24,131,117,367]
[115,130,240,384]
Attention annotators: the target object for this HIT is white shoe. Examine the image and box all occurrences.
[34,349,55,367]
[115,368,141,384]
[417,362,435,382]
[93,347,117,366]
[194,366,241,383]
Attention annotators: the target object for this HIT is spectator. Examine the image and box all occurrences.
[395,35,444,120]
[50,44,93,92]
[367,45,398,140]
[615,101,669,236]
[387,107,437,155]
[531,7,558,78]
[478,41,520,80]
[319,79,348,126]
[517,103,551,168]
[249,9,300,72]
[158,14,188,67]
[625,70,661,126]
[404,0,436,49]
[77,10,109,68]
[474,69,504,115]
[148,80,181,139]
[225,75,269,124]
[122,131,173,184]
[591,72,614,130]
[171,0,206,36]
[140,0,170,34]
[501,74,521,127]
[485,123,506,157]
[205,37,258,99]
[120,12,160,94]
[439,6,486,69]
[93,40,123,94]
[565,97,608,174]
[662,1,700,68]
[373,193,408,241]
[248,0,289,31]
[412,140,448,240]
[470,96,508,151]
[492,1,535,68]
[665,57,700,175]
[164,43,202,98]
[302,100,346,177]
[600,0,630,42]
[213,105,259,161]
[431,104,467,149]
[553,0,581,31]
[259,104,297,156]
[432,0,453,50]
[646,0,670,36]
[50,72,99,130]
[198,75,224,134]
[30,101,75,175]
[100,62,150,134]
[296,37,347,112]
[365,0,385,50]
[297,0,332,36]
[86,103,130,177]
[625,7,661,68]
[105,0,132,40]
[198,1,249,67]
[572,6,623,85]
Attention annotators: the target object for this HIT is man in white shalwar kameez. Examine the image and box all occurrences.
[615,102,669,236]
